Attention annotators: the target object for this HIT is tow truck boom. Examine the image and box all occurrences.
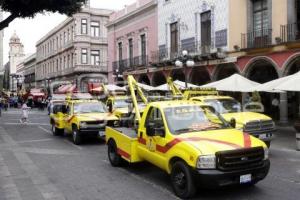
[127,75,148,121]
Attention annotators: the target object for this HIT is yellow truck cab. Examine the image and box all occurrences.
[190,95,275,147]
[51,93,118,145]
[105,76,270,199]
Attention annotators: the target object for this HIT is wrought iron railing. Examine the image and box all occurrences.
[241,29,272,49]
[280,22,300,43]
[150,42,212,64]
[113,55,148,73]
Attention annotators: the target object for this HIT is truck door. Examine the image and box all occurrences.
[138,107,167,169]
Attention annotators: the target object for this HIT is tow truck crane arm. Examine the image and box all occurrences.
[127,75,148,121]
[167,77,183,97]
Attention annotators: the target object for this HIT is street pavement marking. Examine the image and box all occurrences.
[4,122,50,126]
[101,159,181,200]
[62,139,83,150]
[0,126,67,200]
[17,138,53,144]
[38,126,52,134]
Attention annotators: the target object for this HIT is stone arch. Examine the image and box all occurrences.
[282,52,300,76]
[151,71,167,86]
[213,63,240,81]
[243,56,280,79]
[244,58,280,118]
[138,74,150,85]
[171,69,185,82]
[244,57,279,83]
[190,67,211,85]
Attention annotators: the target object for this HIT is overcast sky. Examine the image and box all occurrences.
[2,0,136,64]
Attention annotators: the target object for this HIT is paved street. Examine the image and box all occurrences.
[0,109,299,200]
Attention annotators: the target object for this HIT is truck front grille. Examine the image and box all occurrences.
[244,120,274,133]
[86,120,105,125]
[216,147,264,171]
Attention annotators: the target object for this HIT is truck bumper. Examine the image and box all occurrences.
[79,128,105,137]
[194,160,270,188]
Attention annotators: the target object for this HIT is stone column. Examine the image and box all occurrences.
[280,92,288,124]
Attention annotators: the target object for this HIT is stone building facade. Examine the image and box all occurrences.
[35,7,112,92]
[106,0,158,84]
[120,0,300,122]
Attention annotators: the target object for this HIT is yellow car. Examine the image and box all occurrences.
[51,98,118,145]
[106,100,270,198]
[190,96,275,147]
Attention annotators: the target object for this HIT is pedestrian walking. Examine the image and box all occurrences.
[272,96,280,120]
[20,101,30,123]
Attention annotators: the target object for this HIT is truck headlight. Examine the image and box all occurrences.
[264,147,269,160]
[197,155,216,169]
[80,122,87,128]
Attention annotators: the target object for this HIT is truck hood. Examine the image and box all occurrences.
[222,112,272,125]
[75,113,118,121]
[177,129,265,155]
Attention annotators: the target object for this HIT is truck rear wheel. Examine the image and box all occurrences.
[51,124,62,136]
[107,140,122,167]
[72,127,82,145]
[171,161,196,199]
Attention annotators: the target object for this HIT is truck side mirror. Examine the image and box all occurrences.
[230,118,236,128]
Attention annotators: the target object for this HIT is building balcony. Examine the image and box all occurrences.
[241,29,272,49]
[113,55,149,73]
[150,42,214,66]
[280,22,300,43]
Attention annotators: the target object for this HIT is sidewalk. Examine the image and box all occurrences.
[272,123,298,151]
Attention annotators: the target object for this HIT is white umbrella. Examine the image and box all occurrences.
[155,80,198,91]
[137,82,156,91]
[249,75,293,93]
[105,84,126,91]
[201,73,260,92]
[275,71,300,92]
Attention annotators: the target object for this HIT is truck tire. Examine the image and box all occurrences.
[107,139,122,167]
[51,124,63,136]
[171,161,196,199]
[72,127,82,145]
[265,141,271,148]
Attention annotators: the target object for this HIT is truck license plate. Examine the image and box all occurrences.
[259,133,271,140]
[240,174,251,184]
[98,131,105,137]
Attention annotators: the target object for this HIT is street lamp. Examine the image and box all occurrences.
[175,50,195,88]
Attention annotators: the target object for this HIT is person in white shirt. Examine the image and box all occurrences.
[272,97,280,120]
[20,102,30,123]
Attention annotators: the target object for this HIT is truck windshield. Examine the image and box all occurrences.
[164,105,229,135]
[204,99,241,114]
[114,99,129,108]
[74,102,107,114]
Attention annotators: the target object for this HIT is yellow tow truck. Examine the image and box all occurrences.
[105,76,270,198]
[167,78,276,147]
[50,93,118,145]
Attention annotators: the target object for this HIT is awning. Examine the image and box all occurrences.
[201,74,260,92]
[56,84,76,94]
[155,80,198,91]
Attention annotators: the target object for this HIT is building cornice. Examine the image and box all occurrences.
[106,0,157,28]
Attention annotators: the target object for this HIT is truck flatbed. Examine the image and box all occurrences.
[112,127,137,138]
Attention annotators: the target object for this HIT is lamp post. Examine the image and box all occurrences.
[175,50,195,89]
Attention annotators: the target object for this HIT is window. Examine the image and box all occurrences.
[201,11,211,51]
[68,55,70,68]
[128,38,133,66]
[81,49,88,64]
[118,42,123,61]
[145,107,165,136]
[170,22,178,55]
[81,19,87,34]
[91,50,100,65]
[253,0,268,35]
[140,34,146,65]
[64,32,67,44]
[91,21,100,37]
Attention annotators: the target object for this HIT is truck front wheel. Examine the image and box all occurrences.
[107,140,122,167]
[72,127,82,145]
[171,161,196,199]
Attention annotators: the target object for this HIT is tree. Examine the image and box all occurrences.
[0,0,87,30]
